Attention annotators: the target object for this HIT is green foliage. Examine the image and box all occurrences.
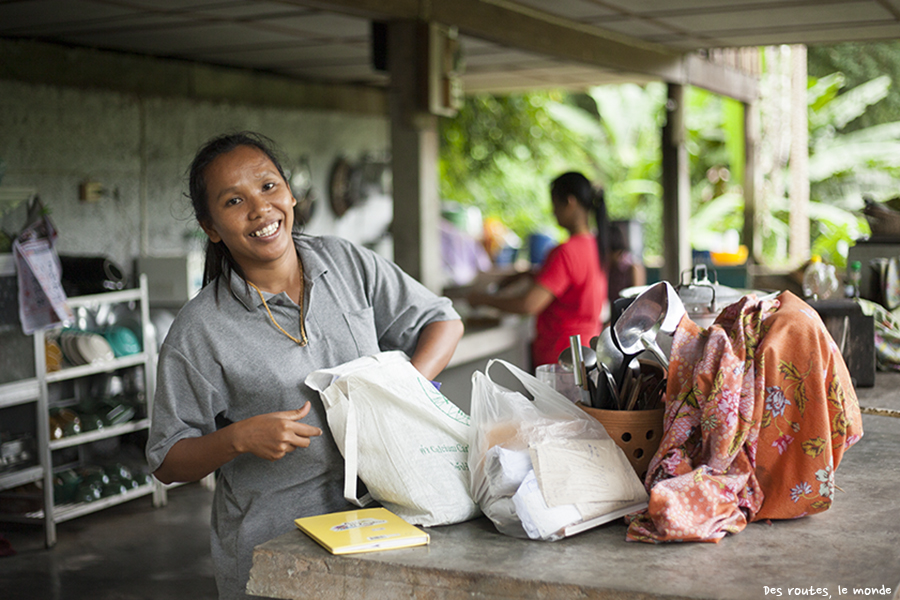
[438,44,900,270]
[808,41,900,133]
[804,72,899,267]
[805,42,900,266]
[439,85,667,255]
[680,88,748,255]
[439,93,586,238]
[547,85,666,253]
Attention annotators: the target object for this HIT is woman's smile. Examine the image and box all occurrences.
[250,221,281,238]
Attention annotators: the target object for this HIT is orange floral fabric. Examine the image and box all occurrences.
[626,291,863,543]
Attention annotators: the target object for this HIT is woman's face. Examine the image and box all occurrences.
[552,193,574,229]
[200,145,297,274]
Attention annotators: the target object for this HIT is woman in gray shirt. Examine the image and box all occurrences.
[146,132,463,599]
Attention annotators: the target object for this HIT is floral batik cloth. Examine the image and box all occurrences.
[627,291,863,543]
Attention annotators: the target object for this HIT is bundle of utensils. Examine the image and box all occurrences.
[558,281,685,411]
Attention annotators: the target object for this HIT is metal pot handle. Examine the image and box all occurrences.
[678,264,718,313]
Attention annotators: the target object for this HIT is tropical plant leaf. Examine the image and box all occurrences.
[723,98,745,185]
[544,102,606,140]
[809,141,900,181]
[690,192,744,245]
[613,179,662,198]
[811,75,891,130]
[807,72,845,113]
[838,121,900,144]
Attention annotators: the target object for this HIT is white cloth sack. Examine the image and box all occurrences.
[305,351,480,526]
[469,359,648,541]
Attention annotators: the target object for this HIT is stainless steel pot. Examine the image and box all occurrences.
[621,265,768,329]
[676,264,749,328]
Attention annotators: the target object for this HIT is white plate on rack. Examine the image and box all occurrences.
[76,333,115,364]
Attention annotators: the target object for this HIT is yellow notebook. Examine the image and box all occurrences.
[294,507,430,555]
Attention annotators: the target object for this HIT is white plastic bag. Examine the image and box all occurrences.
[469,359,648,541]
[305,351,480,526]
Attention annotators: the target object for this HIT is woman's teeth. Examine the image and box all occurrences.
[250,222,279,238]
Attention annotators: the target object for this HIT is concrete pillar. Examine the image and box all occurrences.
[387,20,443,293]
[661,83,692,284]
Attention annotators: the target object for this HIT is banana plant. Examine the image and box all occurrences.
[801,72,897,267]
[542,84,666,253]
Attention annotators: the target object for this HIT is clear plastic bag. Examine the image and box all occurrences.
[469,359,648,541]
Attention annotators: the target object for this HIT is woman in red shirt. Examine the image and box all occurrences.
[469,172,609,368]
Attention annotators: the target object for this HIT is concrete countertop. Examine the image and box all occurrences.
[247,380,900,600]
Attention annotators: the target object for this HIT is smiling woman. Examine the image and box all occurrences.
[146,131,465,600]
[199,144,302,302]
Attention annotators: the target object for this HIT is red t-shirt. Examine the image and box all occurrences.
[532,233,607,367]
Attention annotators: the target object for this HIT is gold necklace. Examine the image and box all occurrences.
[247,264,308,346]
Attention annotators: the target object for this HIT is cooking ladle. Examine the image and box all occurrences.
[613,281,683,373]
[558,344,597,372]
[590,328,625,388]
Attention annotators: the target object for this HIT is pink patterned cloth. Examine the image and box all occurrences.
[627,291,863,543]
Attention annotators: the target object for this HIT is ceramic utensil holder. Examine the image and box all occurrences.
[581,406,664,480]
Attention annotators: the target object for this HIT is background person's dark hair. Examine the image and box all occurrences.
[187,131,293,290]
[550,171,610,270]
[609,221,627,252]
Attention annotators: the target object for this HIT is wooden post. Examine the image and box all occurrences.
[743,99,760,264]
[387,20,443,292]
[661,83,692,284]
[789,44,810,265]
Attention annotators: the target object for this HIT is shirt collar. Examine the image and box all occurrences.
[223,231,328,312]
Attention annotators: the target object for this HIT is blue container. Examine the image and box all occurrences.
[528,233,556,266]
[495,245,519,266]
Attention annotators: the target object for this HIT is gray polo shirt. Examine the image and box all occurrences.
[146,233,459,600]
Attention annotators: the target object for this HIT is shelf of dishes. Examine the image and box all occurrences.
[2,484,157,524]
[48,392,146,446]
[0,462,156,523]
[49,418,150,451]
[46,324,145,379]
[45,483,157,524]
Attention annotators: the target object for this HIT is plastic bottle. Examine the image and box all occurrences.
[845,260,862,299]
[803,255,839,301]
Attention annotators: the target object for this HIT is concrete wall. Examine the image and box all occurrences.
[0,55,390,279]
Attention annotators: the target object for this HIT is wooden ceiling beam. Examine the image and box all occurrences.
[296,0,758,101]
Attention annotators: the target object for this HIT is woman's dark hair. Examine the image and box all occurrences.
[187,131,292,288]
[550,171,610,269]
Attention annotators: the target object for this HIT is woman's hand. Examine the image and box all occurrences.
[231,402,322,461]
[153,402,322,484]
